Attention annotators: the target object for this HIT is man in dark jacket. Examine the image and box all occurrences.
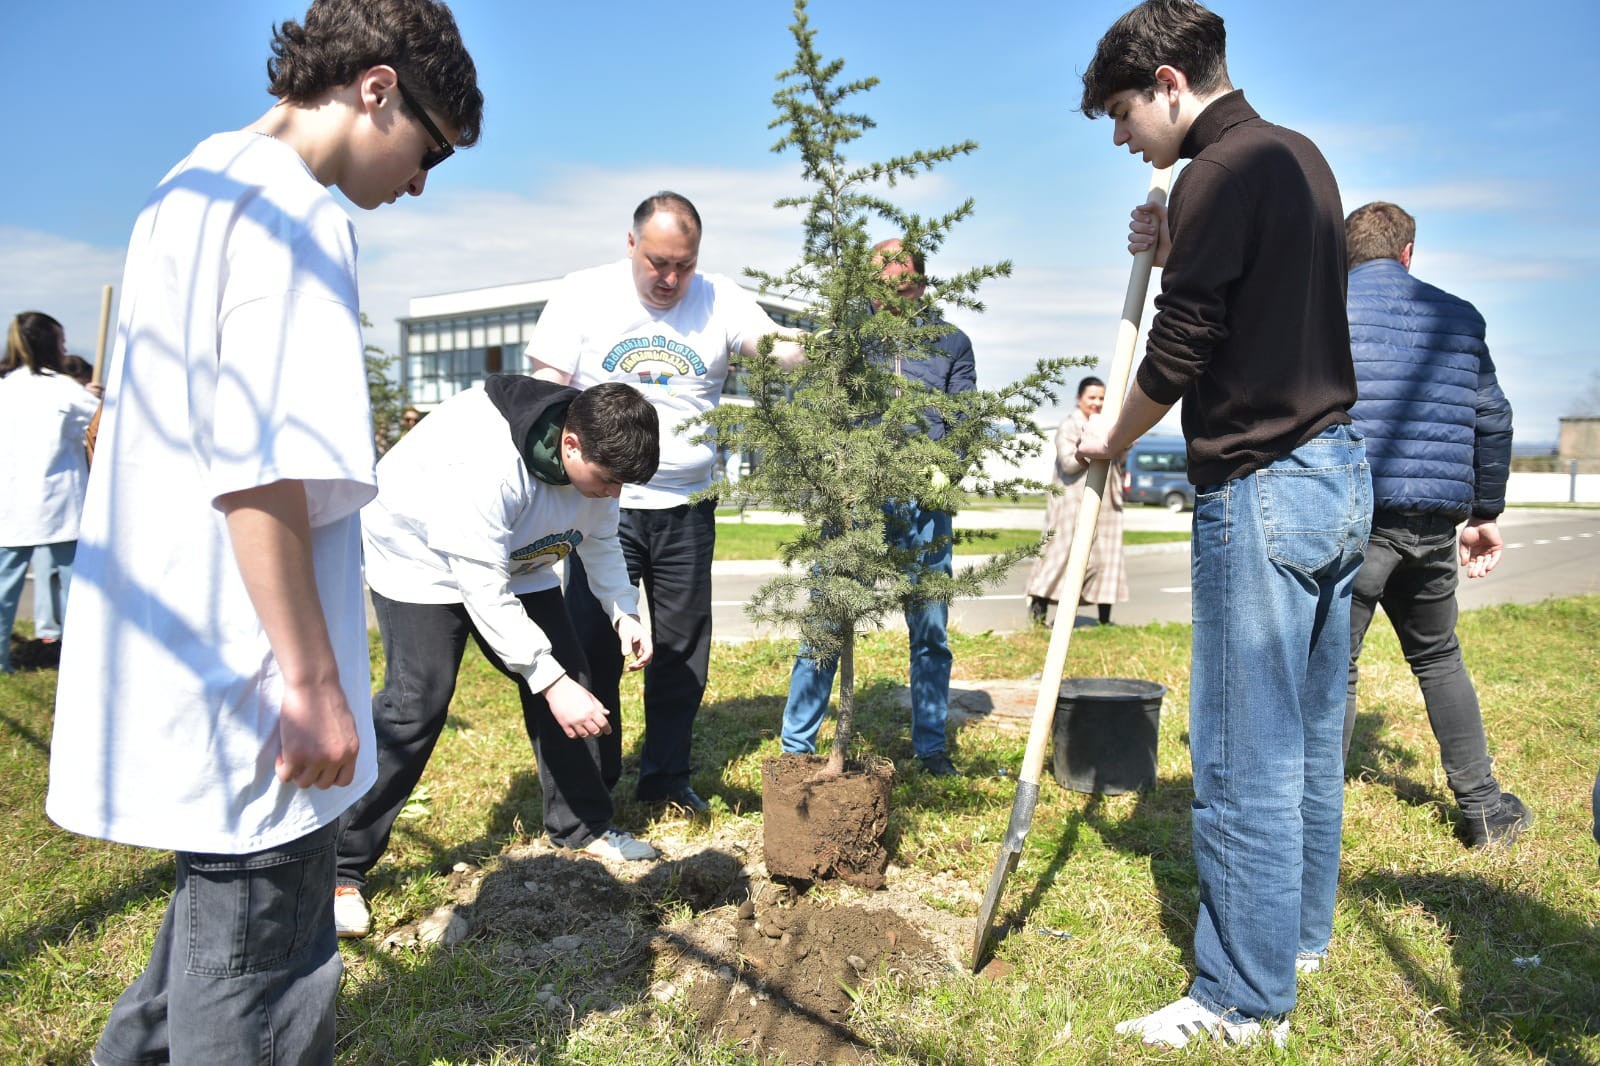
[1342,201,1530,849]
[779,239,975,778]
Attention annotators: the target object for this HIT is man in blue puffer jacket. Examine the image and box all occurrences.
[1342,201,1530,849]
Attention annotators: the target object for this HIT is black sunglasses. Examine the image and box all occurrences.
[393,78,454,171]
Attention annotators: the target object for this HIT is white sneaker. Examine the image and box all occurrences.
[1115,996,1289,1049]
[1296,952,1324,975]
[333,885,370,939]
[582,828,658,862]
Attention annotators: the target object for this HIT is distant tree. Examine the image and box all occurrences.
[1567,370,1600,418]
[701,0,1078,777]
[362,311,408,454]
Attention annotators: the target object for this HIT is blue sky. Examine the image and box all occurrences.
[6,0,1596,441]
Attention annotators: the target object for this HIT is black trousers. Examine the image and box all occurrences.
[1344,510,1500,814]
[336,587,618,887]
[565,500,715,799]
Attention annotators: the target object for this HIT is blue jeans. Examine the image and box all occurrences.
[1,541,74,672]
[1186,425,1371,1022]
[93,822,341,1065]
[32,542,72,639]
[781,502,953,760]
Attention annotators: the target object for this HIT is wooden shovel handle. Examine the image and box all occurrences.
[91,284,113,386]
[1016,166,1173,788]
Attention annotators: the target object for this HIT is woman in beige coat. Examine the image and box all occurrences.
[1025,376,1128,626]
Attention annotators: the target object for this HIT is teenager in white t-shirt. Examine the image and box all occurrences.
[44,3,483,1061]
[333,379,660,937]
[0,312,99,673]
[527,192,804,813]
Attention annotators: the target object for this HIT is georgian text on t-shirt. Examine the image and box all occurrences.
[601,335,708,378]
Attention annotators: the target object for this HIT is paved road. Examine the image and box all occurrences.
[710,508,1600,642]
[19,508,1594,642]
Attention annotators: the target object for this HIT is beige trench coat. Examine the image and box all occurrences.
[1025,409,1128,605]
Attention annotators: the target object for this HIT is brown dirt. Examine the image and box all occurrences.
[380,817,974,1064]
[762,755,893,889]
[670,895,933,1064]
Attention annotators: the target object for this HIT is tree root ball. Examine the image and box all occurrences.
[761,755,893,888]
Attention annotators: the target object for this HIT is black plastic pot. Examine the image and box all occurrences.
[1052,677,1166,794]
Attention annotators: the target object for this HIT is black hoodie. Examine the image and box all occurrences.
[484,374,576,486]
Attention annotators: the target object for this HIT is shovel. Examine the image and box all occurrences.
[970,164,1173,972]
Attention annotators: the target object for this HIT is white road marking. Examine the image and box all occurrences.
[1559,536,1574,541]
[1534,539,1552,545]
[1506,543,1524,549]
[1161,586,1192,594]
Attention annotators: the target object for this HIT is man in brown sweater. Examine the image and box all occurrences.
[1077,0,1371,1050]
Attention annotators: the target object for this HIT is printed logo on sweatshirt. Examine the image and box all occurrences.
[510,530,584,574]
[600,335,707,388]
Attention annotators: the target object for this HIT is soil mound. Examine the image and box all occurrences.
[666,895,936,1063]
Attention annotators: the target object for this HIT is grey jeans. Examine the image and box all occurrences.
[93,822,341,1065]
[1343,510,1500,814]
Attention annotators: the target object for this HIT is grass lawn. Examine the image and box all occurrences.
[4,597,1598,1063]
[712,523,1188,561]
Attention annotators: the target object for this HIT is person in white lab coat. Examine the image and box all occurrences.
[0,311,98,672]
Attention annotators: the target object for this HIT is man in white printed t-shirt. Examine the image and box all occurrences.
[45,1,483,1061]
[333,378,660,938]
[528,191,804,813]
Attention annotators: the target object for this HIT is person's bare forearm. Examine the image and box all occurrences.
[1080,379,1174,463]
[739,333,807,370]
[219,480,337,684]
[1105,381,1171,453]
[219,479,357,788]
[528,357,572,385]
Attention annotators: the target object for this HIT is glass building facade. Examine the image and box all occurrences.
[396,279,808,408]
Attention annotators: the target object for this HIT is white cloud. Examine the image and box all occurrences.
[0,227,128,361]
[1339,178,1547,215]
[4,162,1568,446]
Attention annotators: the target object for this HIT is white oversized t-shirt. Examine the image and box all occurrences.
[47,132,378,854]
[525,259,776,508]
[0,369,100,544]
[361,385,640,692]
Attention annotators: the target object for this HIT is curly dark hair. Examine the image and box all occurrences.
[1080,0,1230,118]
[268,0,482,147]
[565,383,660,485]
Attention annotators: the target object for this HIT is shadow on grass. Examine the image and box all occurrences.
[1351,870,1600,1064]
[1083,779,1200,967]
[973,795,1098,964]
[1346,707,1461,836]
[366,767,545,902]
[671,693,787,817]
[0,854,175,977]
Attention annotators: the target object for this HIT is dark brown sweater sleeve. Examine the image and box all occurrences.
[1136,158,1250,406]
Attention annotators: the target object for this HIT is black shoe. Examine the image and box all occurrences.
[1027,597,1048,626]
[918,752,961,778]
[1462,792,1532,849]
[658,785,711,815]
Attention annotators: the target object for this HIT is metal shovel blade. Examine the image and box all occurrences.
[969,779,1038,971]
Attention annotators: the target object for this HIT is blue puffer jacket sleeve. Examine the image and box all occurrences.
[1346,259,1512,522]
[1471,354,1512,518]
